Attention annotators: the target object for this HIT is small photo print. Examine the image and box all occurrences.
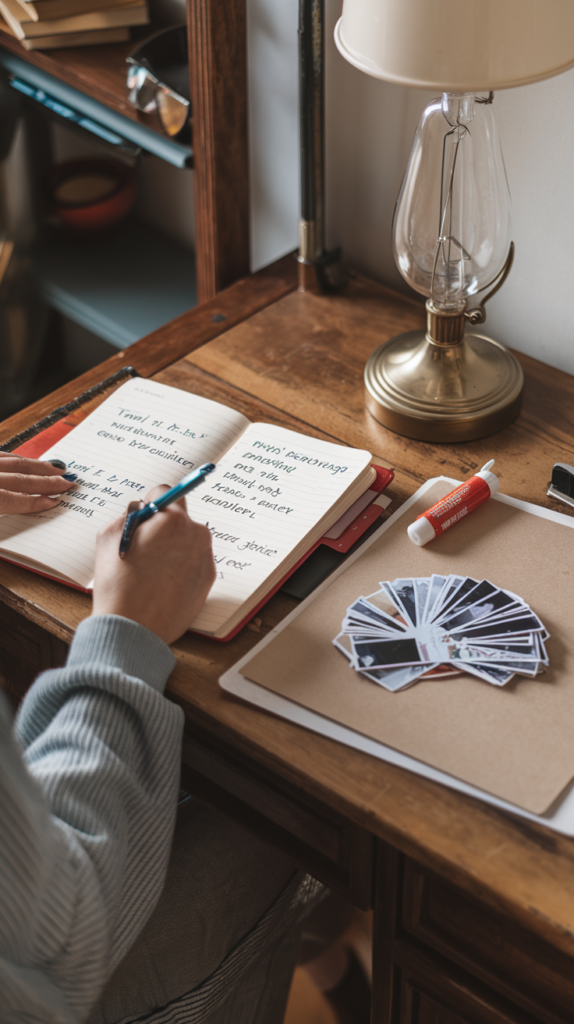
[348,597,407,633]
[387,579,418,626]
[332,633,435,690]
[335,576,549,693]
[423,574,448,622]
[365,588,411,628]
[353,636,424,670]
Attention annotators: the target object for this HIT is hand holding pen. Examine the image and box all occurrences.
[93,474,216,645]
[119,462,216,557]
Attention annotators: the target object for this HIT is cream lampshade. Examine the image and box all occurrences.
[335,0,574,442]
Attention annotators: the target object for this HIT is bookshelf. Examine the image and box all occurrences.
[0,0,249,363]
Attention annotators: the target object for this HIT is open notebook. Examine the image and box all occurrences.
[0,378,377,639]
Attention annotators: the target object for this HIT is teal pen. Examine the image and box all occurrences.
[119,462,216,557]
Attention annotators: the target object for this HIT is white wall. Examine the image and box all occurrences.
[247,0,299,272]
[247,0,574,375]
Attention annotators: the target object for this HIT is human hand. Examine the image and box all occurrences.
[0,453,76,514]
[92,485,216,645]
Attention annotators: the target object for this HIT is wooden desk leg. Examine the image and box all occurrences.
[372,839,402,1024]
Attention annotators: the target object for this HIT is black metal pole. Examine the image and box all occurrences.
[298,0,343,292]
[298,0,324,273]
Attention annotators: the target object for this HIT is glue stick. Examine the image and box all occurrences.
[407,460,500,547]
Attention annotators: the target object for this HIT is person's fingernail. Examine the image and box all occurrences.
[47,459,67,471]
[63,472,78,482]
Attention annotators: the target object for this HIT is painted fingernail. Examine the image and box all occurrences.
[63,472,78,482]
[47,459,67,471]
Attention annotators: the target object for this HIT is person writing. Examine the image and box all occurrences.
[0,451,322,1023]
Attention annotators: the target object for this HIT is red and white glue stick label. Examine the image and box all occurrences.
[407,461,500,547]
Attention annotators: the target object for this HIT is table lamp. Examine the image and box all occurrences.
[335,0,574,441]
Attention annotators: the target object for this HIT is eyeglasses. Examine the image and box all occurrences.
[126,25,190,140]
[126,62,189,138]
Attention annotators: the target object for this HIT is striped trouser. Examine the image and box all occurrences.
[88,796,325,1024]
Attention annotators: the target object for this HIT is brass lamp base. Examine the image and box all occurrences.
[364,328,524,443]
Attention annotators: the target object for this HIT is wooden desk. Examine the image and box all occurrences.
[2,259,574,1024]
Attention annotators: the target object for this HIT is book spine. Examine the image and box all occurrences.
[16,2,148,37]
[21,26,130,48]
[4,0,37,21]
[0,1,25,38]
[27,0,137,23]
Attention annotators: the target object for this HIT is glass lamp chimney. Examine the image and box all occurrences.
[392,93,512,314]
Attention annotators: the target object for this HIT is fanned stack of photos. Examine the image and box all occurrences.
[333,575,549,692]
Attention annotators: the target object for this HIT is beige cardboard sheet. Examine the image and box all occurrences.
[242,481,574,814]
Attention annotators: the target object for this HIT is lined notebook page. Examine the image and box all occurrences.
[0,379,250,587]
[186,422,371,634]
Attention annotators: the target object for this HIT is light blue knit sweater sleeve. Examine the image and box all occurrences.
[0,614,184,1023]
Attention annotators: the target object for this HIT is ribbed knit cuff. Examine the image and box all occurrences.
[66,615,177,694]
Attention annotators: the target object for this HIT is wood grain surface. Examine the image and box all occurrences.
[3,271,574,968]
[188,0,250,301]
[185,274,574,511]
[402,857,574,1023]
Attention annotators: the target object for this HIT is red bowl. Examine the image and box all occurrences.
[50,158,136,234]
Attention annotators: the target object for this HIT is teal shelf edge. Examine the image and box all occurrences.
[33,219,197,349]
[0,48,192,168]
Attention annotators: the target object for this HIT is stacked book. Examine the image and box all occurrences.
[0,0,148,50]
